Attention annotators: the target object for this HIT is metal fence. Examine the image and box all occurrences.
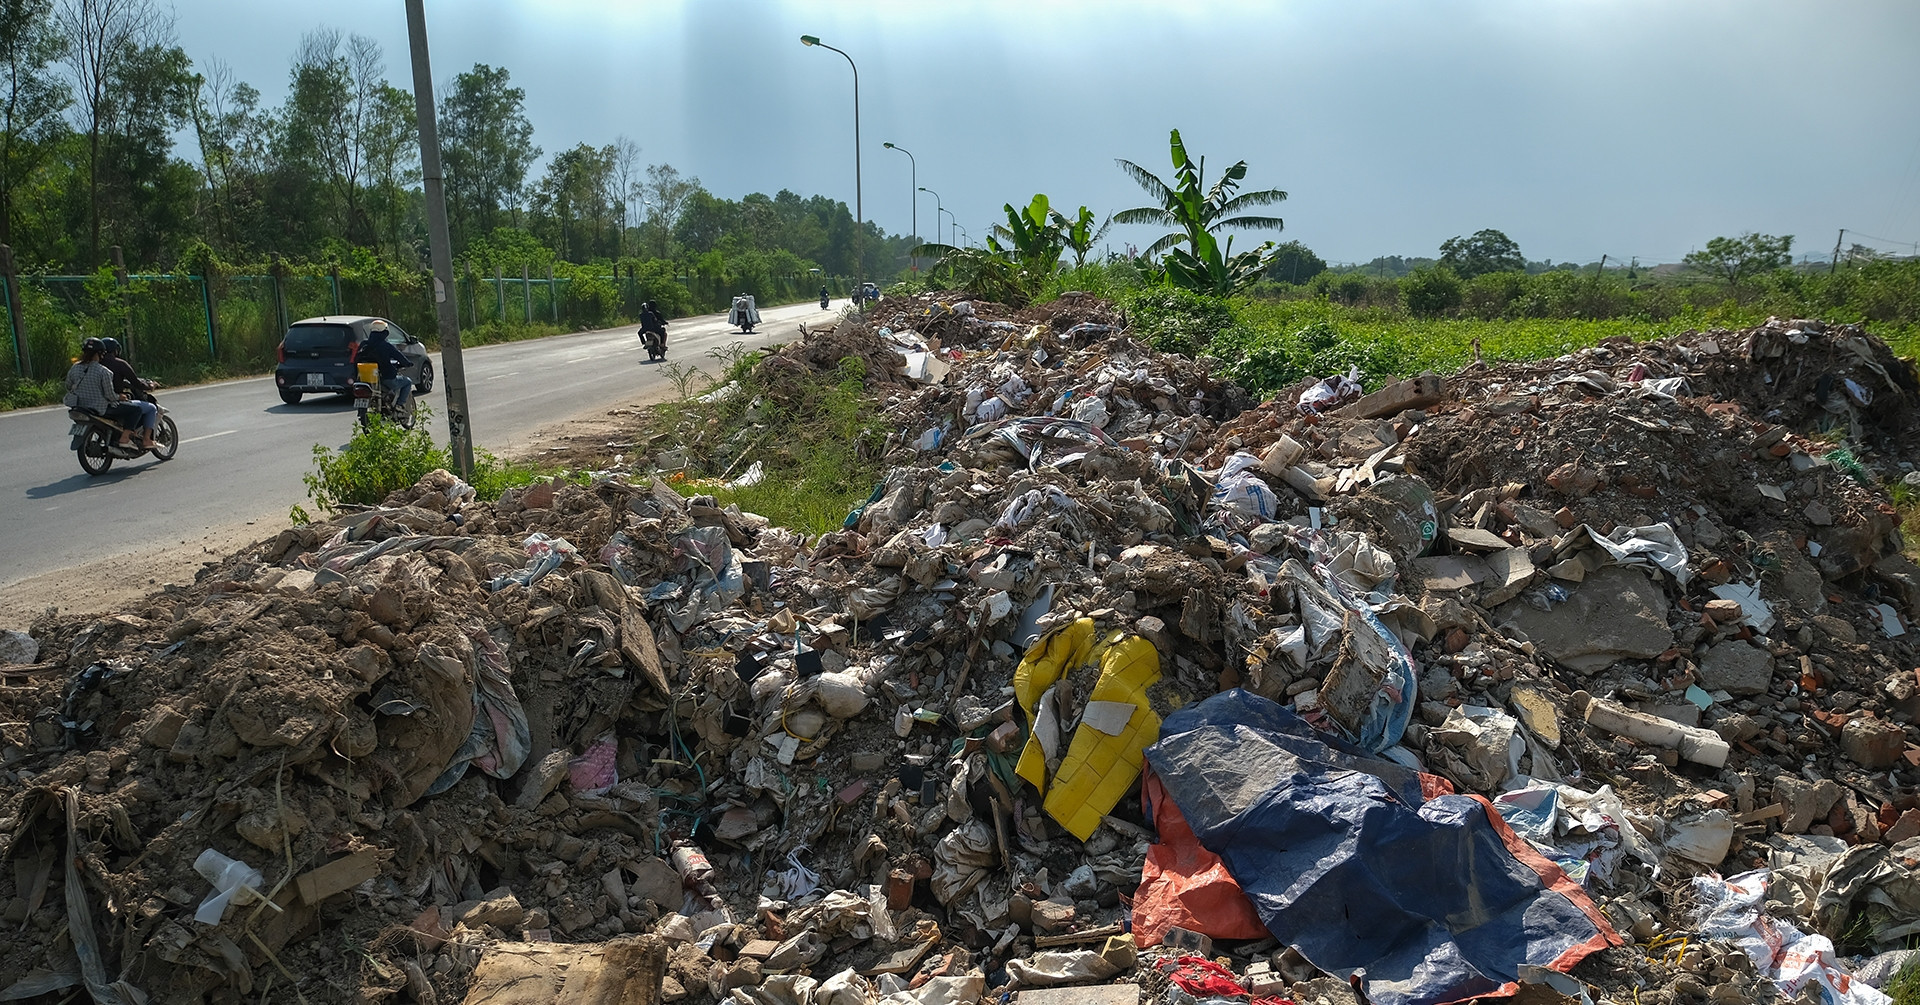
[1,265,848,381]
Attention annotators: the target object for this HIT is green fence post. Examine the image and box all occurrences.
[330,264,342,314]
[548,263,557,323]
[523,262,531,323]
[495,264,505,322]
[198,275,218,360]
[271,253,288,334]
[110,245,133,362]
[0,244,25,378]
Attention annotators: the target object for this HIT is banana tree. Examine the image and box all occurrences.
[1053,205,1111,269]
[1164,228,1273,297]
[1114,128,1286,266]
[989,193,1066,276]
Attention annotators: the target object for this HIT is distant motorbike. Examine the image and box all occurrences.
[641,325,667,362]
[819,292,830,309]
[69,400,178,475]
[729,294,760,334]
[351,364,415,430]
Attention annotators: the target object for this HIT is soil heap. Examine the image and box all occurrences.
[3,295,1920,1005]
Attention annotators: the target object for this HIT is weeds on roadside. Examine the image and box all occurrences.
[303,404,576,512]
[646,353,887,535]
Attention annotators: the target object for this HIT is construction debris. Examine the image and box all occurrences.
[3,301,1920,1005]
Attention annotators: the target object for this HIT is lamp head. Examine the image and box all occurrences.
[883,142,894,149]
[800,34,820,46]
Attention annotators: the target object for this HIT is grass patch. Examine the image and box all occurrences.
[647,348,889,536]
[1890,956,1920,1005]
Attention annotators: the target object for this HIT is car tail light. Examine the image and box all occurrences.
[348,341,359,363]
[276,342,285,363]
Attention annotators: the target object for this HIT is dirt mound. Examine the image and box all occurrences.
[5,308,1920,1004]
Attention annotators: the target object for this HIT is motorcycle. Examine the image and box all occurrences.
[351,364,415,430]
[640,324,667,362]
[729,294,760,334]
[819,292,830,309]
[69,400,178,475]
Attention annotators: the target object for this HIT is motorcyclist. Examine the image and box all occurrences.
[819,285,830,309]
[64,337,154,451]
[638,300,666,338]
[357,320,414,427]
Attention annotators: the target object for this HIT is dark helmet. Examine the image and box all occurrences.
[100,337,121,357]
[81,337,105,355]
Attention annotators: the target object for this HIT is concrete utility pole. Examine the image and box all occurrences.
[1830,229,1845,274]
[405,0,475,478]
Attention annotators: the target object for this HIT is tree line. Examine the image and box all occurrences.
[0,0,908,281]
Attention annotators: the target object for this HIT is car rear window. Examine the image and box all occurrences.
[283,324,354,352]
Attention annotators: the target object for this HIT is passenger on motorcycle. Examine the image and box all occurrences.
[64,338,155,451]
[98,337,159,439]
[358,320,414,420]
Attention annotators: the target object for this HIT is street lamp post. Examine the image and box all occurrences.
[883,142,916,270]
[919,186,943,247]
[801,35,862,310]
[955,224,969,249]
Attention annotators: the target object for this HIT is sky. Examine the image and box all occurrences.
[172,0,1920,266]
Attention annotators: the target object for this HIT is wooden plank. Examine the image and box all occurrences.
[295,849,383,905]
[1032,923,1125,948]
[1332,373,1446,419]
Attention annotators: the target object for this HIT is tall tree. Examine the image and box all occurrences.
[361,82,417,261]
[188,58,274,257]
[1438,229,1523,278]
[608,135,639,257]
[96,38,193,262]
[1,0,70,249]
[1684,232,1793,287]
[439,63,537,251]
[279,29,388,245]
[640,161,699,257]
[54,0,168,263]
[530,142,615,262]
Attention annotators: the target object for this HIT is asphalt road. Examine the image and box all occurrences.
[0,298,838,587]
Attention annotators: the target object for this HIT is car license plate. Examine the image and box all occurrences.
[306,373,326,386]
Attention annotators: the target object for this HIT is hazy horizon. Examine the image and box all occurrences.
[170,0,1920,266]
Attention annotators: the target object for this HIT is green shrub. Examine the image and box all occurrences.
[561,270,622,328]
[1403,266,1464,316]
[303,405,562,512]
[1122,285,1235,354]
[304,408,450,511]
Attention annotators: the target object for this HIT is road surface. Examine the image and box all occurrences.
[0,298,838,590]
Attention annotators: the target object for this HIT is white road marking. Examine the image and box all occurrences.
[180,429,238,444]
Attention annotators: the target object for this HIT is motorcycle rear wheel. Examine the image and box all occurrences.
[77,425,114,475]
[150,415,179,461]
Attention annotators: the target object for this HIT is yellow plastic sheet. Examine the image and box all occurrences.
[1014,618,1095,794]
[1012,618,1164,841]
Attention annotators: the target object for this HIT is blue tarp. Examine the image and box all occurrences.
[1143,690,1615,1005]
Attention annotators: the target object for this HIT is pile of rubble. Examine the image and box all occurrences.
[3,296,1920,1005]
